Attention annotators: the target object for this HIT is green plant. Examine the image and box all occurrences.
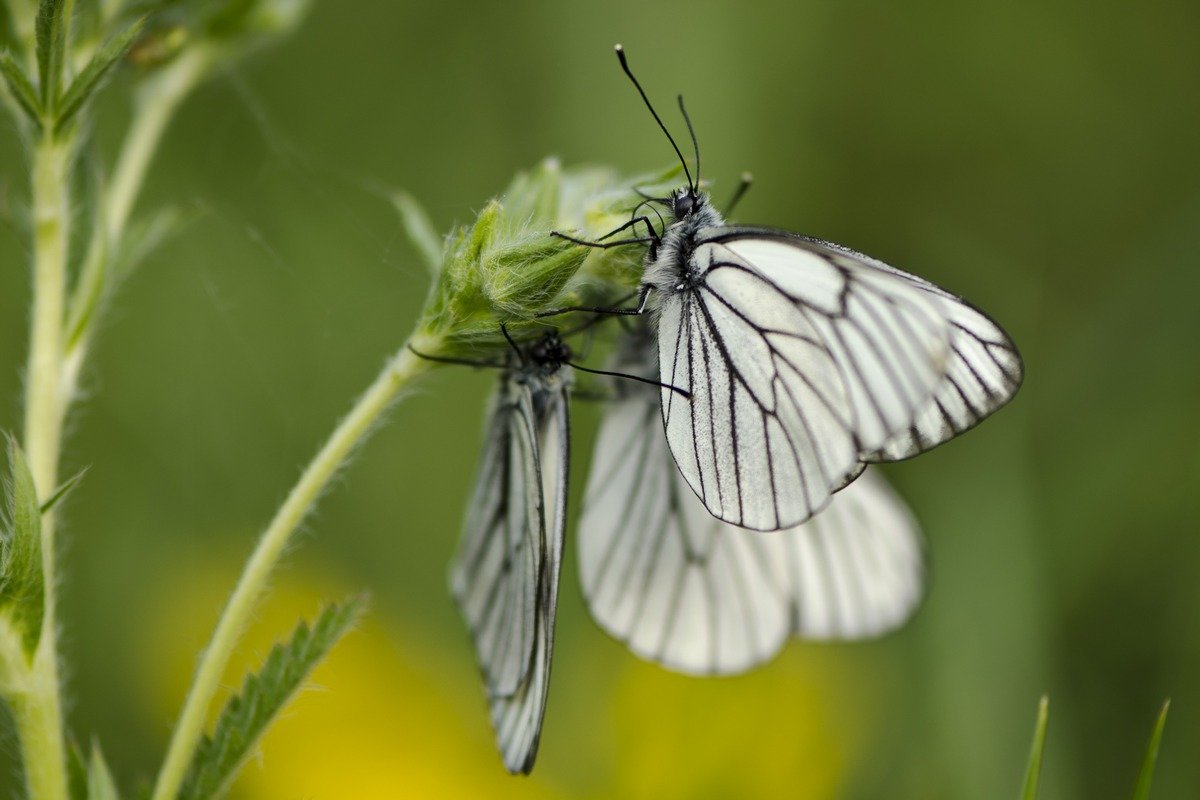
[0,4,670,795]
[1018,698,1170,800]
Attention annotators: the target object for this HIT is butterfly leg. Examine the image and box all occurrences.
[550,231,656,249]
[406,344,504,369]
[534,284,654,319]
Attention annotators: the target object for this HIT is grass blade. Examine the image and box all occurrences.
[1020,695,1050,800]
[1131,699,1170,800]
[176,596,366,800]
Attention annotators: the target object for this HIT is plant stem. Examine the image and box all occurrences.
[150,346,431,800]
[17,134,74,800]
[64,45,212,398]
[108,46,211,240]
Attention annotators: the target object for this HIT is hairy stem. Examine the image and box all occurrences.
[17,134,74,800]
[63,45,212,400]
[150,346,430,800]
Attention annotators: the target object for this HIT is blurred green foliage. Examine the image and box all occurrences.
[1,0,1197,797]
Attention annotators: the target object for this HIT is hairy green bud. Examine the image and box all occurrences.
[407,158,681,360]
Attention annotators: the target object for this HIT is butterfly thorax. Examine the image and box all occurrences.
[510,332,573,403]
[643,189,724,300]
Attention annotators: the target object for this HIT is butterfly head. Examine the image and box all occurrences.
[528,331,572,371]
[671,187,702,221]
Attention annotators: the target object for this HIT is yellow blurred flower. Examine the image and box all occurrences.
[138,550,875,799]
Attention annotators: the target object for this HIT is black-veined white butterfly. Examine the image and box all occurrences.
[552,46,1023,532]
[441,326,681,772]
[448,330,573,774]
[579,325,925,675]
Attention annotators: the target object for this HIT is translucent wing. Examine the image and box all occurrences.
[580,334,925,675]
[658,228,952,531]
[450,374,569,774]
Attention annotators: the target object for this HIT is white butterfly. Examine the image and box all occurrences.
[449,332,572,774]
[579,327,926,675]
[554,45,1023,532]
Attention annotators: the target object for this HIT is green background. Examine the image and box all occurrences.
[2,0,1199,797]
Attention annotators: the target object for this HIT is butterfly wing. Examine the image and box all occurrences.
[451,373,569,773]
[658,228,952,531]
[580,334,925,675]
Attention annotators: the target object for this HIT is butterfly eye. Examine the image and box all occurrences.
[672,191,696,219]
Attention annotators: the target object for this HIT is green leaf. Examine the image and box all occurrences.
[67,737,89,800]
[0,435,46,655]
[1019,695,1050,800]
[0,51,44,123]
[35,0,67,107]
[1131,699,1170,800]
[40,465,88,514]
[391,191,443,276]
[177,596,366,800]
[55,16,145,132]
[88,742,121,800]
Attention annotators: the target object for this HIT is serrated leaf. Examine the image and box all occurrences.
[1131,699,1170,800]
[1019,695,1049,800]
[0,436,45,656]
[88,743,121,800]
[40,466,88,514]
[177,596,366,800]
[35,0,67,107]
[391,191,443,276]
[0,51,44,124]
[55,16,145,132]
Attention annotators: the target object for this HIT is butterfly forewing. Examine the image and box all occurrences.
[658,230,953,530]
[581,334,926,675]
[451,371,570,774]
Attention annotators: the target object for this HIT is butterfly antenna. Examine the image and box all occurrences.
[677,94,700,191]
[499,322,528,366]
[566,360,691,400]
[615,44,694,192]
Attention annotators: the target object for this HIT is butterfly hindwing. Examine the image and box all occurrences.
[451,372,569,774]
[581,332,926,675]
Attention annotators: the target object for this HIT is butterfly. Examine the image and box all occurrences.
[443,325,682,772]
[550,45,1023,532]
[448,329,573,773]
[579,324,926,676]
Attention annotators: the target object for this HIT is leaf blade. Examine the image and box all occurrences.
[35,0,67,107]
[1019,695,1050,800]
[0,51,44,123]
[0,436,46,656]
[55,16,145,132]
[391,190,443,276]
[1131,699,1170,800]
[177,596,366,800]
[88,742,121,800]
